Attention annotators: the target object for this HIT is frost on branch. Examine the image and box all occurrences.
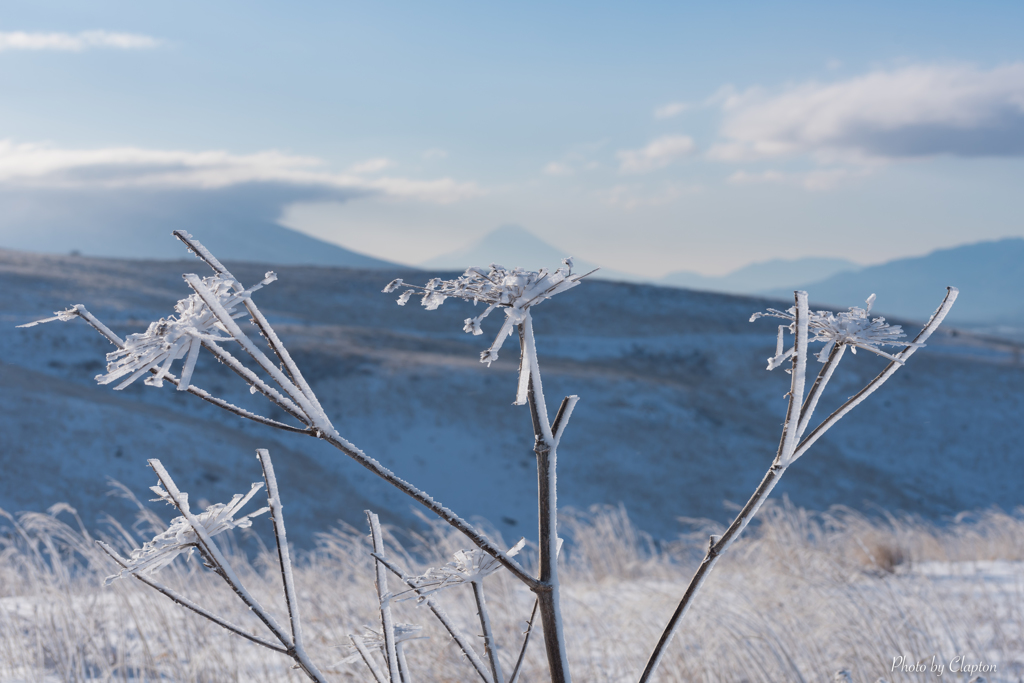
[751,293,920,370]
[339,624,425,664]
[95,272,278,391]
[383,259,588,365]
[17,307,82,327]
[105,482,269,584]
[403,538,526,598]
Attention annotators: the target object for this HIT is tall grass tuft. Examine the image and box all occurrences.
[2,501,1021,682]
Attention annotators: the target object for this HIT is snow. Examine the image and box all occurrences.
[0,251,1018,548]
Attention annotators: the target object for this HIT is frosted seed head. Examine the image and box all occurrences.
[752,294,919,368]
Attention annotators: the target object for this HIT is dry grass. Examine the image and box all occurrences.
[1,499,1021,682]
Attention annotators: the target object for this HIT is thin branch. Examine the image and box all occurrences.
[367,511,401,682]
[639,291,810,683]
[396,642,412,683]
[551,396,579,448]
[33,304,307,431]
[184,274,322,422]
[319,431,537,589]
[373,552,494,683]
[173,230,231,275]
[791,286,959,462]
[794,343,846,442]
[173,383,314,433]
[351,634,389,683]
[243,299,329,419]
[96,541,288,653]
[521,318,572,683]
[147,460,295,652]
[472,579,505,683]
[257,449,326,683]
[70,304,124,346]
[639,288,958,682]
[201,340,310,425]
[775,291,810,465]
[509,599,539,683]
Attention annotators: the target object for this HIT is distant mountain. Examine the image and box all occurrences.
[0,184,402,269]
[420,224,644,282]
[764,238,1024,328]
[662,257,860,295]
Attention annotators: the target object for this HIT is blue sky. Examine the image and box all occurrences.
[1,1,1023,276]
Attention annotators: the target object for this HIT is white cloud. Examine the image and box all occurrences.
[348,157,392,174]
[616,135,695,174]
[0,31,160,52]
[653,102,689,119]
[543,161,573,176]
[599,182,702,209]
[727,167,865,191]
[0,140,481,204]
[710,63,1024,162]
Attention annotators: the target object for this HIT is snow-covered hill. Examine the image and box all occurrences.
[2,247,1021,546]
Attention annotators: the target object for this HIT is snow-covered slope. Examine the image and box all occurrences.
[2,248,1021,546]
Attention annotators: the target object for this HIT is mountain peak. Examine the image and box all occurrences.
[420,224,582,271]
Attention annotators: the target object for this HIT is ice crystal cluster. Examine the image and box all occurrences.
[403,538,527,598]
[98,272,278,390]
[751,294,919,369]
[105,483,269,583]
[383,259,588,365]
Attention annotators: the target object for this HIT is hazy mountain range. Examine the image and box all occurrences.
[3,207,1021,331]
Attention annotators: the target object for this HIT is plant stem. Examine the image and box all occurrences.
[639,291,810,682]
[351,634,388,683]
[96,541,288,653]
[509,599,539,683]
[520,319,572,683]
[791,286,959,461]
[373,552,493,683]
[472,580,505,683]
[367,511,401,682]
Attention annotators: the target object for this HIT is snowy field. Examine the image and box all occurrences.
[1,500,1020,682]
[1,249,1022,544]
[0,248,1022,681]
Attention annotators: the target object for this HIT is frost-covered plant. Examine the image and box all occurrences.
[105,480,269,581]
[751,293,921,367]
[638,288,958,681]
[23,231,582,682]
[388,263,591,681]
[97,451,327,681]
[385,259,591,404]
[22,229,959,683]
[403,538,528,598]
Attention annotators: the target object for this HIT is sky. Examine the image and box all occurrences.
[1,1,1023,277]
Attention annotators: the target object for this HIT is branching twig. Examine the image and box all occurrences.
[520,318,573,683]
[351,634,389,683]
[472,579,505,683]
[148,459,328,683]
[372,552,494,683]
[637,287,958,682]
[509,599,540,683]
[96,541,288,653]
[367,511,401,682]
[257,450,324,680]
